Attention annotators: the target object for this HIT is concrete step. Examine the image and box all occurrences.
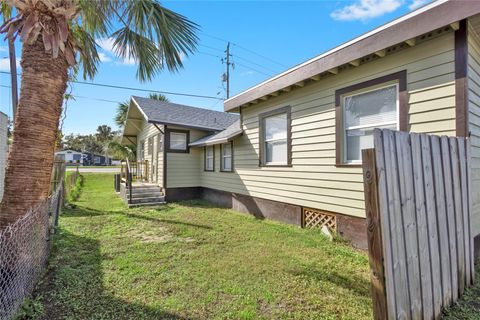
[127,186,161,193]
[128,192,163,199]
[129,196,165,204]
[128,201,166,208]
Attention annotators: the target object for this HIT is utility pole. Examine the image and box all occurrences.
[8,38,18,122]
[222,42,233,99]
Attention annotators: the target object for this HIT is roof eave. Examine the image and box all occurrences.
[224,0,480,111]
[189,131,243,147]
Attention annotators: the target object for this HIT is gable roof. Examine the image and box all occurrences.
[132,96,239,131]
[224,0,480,111]
[189,120,242,147]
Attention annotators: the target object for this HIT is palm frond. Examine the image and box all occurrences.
[115,100,130,127]
[111,26,161,81]
[71,25,99,79]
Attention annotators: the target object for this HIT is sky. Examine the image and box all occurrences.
[0,0,432,135]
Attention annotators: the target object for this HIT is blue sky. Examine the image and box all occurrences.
[0,0,431,135]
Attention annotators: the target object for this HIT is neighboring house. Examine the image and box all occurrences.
[0,112,8,202]
[122,0,480,249]
[54,149,83,165]
[83,152,111,166]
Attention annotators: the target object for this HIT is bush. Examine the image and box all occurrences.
[67,174,84,203]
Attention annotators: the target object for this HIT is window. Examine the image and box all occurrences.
[221,142,233,172]
[147,136,153,155]
[166,129,189,153]
[259,106,291,166]
[205,146,214,171]
[335,70,407,166]
[343,84,398,163]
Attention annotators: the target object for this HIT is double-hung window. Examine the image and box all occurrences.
[260,106,291,166]
[205,146,214,171]
[343,84,399,163]
[147,136,153,155]
[221,142,233,172]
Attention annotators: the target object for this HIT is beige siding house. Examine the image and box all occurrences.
[122,0,480,249]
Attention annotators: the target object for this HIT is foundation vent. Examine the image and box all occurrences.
[302,207,337,232]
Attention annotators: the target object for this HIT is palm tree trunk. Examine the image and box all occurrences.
[0,38,68,227]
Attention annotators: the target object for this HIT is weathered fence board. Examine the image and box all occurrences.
[363,129,475,320]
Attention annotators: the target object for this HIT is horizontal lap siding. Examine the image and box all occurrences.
[166,128,205,188]
[137,122,164,186]
[201,32,456,219]
[468,23,480,236]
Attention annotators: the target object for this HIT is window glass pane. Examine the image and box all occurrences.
[157,134,163,152]
[170,132,186,150]
[346,124,396,161]
[223,156,232,171]
[206,146,213,157]
[222,143,232,157]
[207,158,214,170]
[344,85,397,128]
[265,113,287,140]
[265,140,287,164]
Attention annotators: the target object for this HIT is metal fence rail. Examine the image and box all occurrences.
[0,175,65,319]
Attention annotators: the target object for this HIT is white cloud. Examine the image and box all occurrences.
[0,58,20,72]
[409,0,430,10]
[330,0,403,21]
[0,46,7,52]
[98,52,111,62]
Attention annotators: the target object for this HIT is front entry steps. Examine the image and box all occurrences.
[125,183,166,207]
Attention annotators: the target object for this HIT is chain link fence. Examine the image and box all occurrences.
[0,163,66,320]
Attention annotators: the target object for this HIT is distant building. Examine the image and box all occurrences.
[82,153,111,166]
[54,149,84,165]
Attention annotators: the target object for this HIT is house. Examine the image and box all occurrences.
[82,152,111,166]
[0,112,8,202]
[54,149,83,165]
[122,0,480,249]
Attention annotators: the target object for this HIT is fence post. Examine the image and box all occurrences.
[362,148,388,320]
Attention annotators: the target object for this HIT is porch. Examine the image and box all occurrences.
[119,160,165,207]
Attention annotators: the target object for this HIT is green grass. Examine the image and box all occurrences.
[443,267,480,319]
[35,173,372,319]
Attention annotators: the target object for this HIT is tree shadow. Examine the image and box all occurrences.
[289,264,371,298]
[34,228,192,320]
[125,212,212,230]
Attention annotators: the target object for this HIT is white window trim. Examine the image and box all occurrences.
[205,146,214,171]
[342,83,400,164]
[263,113,288,165]
[221,143,233,172]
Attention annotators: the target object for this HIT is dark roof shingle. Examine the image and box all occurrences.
[132,96,238,131]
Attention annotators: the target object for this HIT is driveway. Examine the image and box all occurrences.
[66,167,120,173]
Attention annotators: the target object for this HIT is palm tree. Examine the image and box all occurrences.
[115,92,169,128]
[0,0,198,226]
[95,125,114,144]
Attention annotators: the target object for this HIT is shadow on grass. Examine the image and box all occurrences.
[35,226,191,320]
[290,264,371,298]
[63,204,213,230]
[125,212,213,230]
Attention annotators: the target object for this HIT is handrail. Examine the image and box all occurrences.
[125,158,132,204]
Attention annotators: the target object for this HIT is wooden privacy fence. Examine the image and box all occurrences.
[362,129,475,320]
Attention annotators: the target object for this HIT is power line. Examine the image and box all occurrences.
[0,71,223,101]
[0,84,122,104]
[198,51,272,77]
[231,54,278,74]
[200,31,288,69]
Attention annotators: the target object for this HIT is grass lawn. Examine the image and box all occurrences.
[33,173,372,319]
